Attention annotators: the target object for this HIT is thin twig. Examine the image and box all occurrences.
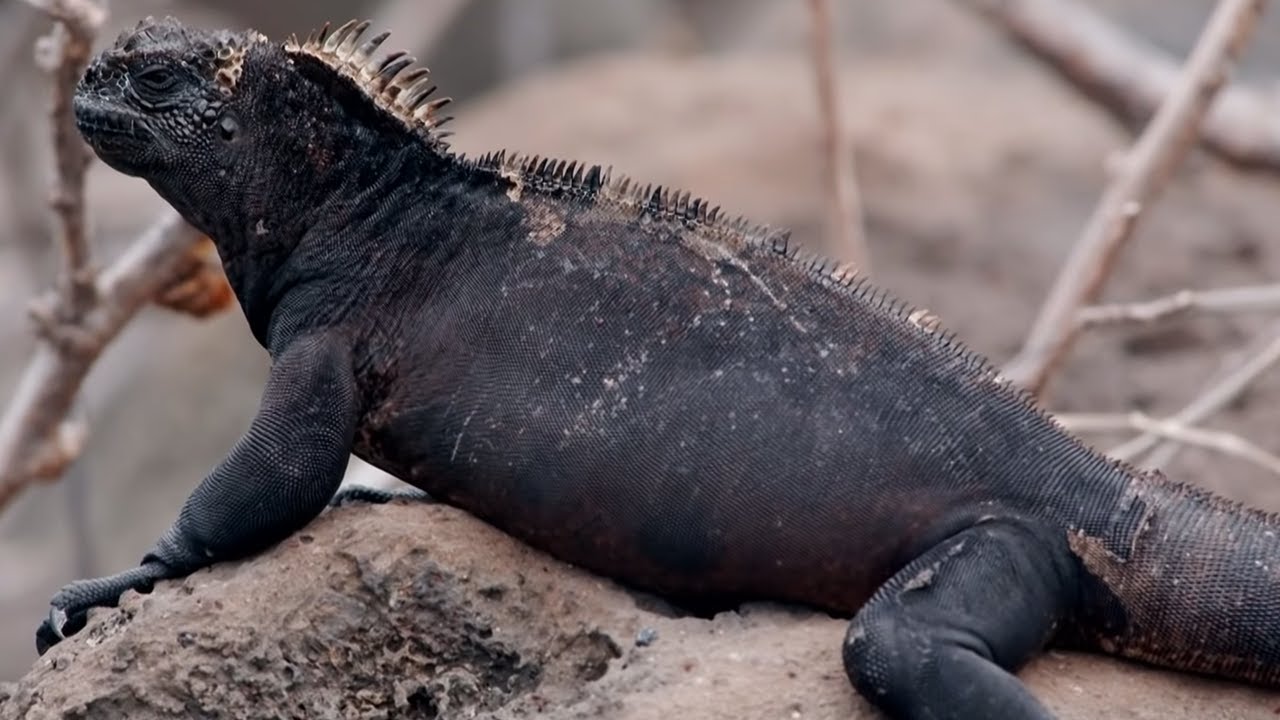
[0,213,205,509]
[1077,283,1280,328]
[1104,320,1280,464]
[1056,410,1280,476]
[806,0,870,271]
[26,0,107,316]
[1000,0,1264,396]
[959,0,1280,171]
[1142,324,1280,469]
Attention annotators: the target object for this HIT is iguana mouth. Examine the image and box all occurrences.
[72,97,154,143]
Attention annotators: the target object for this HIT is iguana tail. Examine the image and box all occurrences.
[1068,471,1280,685]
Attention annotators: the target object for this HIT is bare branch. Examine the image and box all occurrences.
[1056,410,1280,477]
[26,0,107,316]
[0,213,205,509]
[1077,283,1280,328]
[1000,0,1264,396]
[0,0,228,511]
[960,0,1280,171]
[806,0,870,271]
[1105,320,1280,464]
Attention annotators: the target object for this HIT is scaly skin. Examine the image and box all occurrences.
[1064,475,1280,685]
[41,16,1280,719]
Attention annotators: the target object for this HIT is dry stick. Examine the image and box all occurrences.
[0,0,222,514]
[18,0,106,580]
[25,0,106,316]
[1055,410,1280,476]
[1108,321,1280,463]
[806,0,870,271]
[0,214,204,509]
[1112,322,1280,468]
[1077,283,1280,328]
[960,0,1280,171]
[0,0,108,516]
[999,0,1264,396]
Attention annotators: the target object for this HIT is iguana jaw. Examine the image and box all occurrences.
[73,96,159,175]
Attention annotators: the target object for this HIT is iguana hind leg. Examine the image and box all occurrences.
[843,518,1078,720]
[36,333,359,655]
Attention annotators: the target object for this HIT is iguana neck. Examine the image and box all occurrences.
[1068,472,1280,684]
[170,129,458,349]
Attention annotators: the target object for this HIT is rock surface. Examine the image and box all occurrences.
[4,503,1279,719]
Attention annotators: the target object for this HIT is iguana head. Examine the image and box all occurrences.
[74,17,458,342]
[74,17,266,189]
[75,18,455,243]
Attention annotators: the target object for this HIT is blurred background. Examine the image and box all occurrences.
[4,0,1280,678]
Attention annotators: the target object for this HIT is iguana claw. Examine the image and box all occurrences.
[35,606,76,656]
[49,607,68,639]
[34,561,172,655]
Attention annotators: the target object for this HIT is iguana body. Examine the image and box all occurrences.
[46,17,1280,719]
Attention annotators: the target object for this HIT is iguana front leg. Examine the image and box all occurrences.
[36,333,359,655]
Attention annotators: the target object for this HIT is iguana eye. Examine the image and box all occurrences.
[135,65,178,93]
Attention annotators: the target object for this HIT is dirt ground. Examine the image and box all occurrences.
[7,18,1280,718]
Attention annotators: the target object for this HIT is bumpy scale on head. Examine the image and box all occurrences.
[73,16,265,177]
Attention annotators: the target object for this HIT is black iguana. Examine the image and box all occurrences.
[43,16,1280,719]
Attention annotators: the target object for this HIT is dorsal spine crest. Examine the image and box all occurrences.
[283,20,454,147]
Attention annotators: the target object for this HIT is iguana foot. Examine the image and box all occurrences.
[36,562,170,655]
[329,484,433,507]
[843,518,1077,719]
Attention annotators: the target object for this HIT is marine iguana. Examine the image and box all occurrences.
[44,16,1280,719]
